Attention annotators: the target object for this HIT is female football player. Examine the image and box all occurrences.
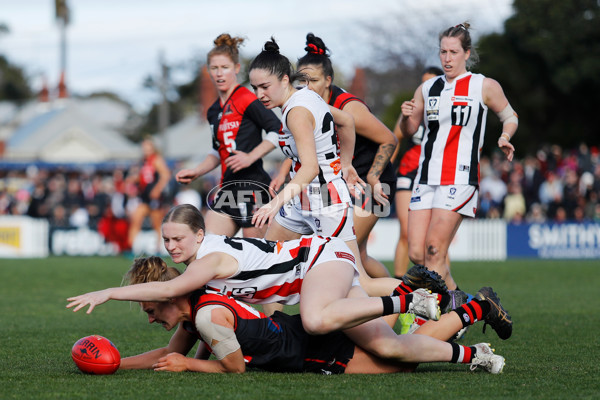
[118,256,505,374]
[399,23,518,290]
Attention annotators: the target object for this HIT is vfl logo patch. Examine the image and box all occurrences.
[335,252,355,264]
[410,196,421,203]
[426,96,440,121]
[463,313,471,323]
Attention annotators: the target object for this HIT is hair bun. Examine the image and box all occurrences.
[263,37,280,53]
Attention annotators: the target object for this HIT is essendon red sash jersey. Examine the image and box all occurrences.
[138,153,158,191]
[416,72,488,186]
[183,290,354,373]
[328,85,396,185]
[207,85,281,185]
[398,124,424,177]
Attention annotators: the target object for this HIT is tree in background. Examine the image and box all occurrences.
[0,23,32,104]
[475,0,600,155]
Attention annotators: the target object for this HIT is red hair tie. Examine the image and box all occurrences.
[307,43,324,55]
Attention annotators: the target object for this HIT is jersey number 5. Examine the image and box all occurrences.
[223,131,237,152]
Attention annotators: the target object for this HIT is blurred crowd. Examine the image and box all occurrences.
[1,144,599,246]
[0,162,210,252]
[477,143,600,223]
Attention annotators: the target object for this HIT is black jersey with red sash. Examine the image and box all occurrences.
[183,289,355,374]
[206,85,281,185]
[328,85,395,185]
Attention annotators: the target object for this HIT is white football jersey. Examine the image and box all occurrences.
[416,72,488,186]
[196,234,356,305]
[278,87,350,210]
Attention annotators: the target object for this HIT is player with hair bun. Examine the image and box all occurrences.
[176,33,281,239]
[400,22,518,290]
[248,37,409,304]
[278,32,399,281]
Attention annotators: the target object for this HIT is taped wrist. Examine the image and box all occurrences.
[496,104,518,126]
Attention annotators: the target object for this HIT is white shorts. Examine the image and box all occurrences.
[306,237,361,287]
[274,200,356,241]
[409,184,479,217]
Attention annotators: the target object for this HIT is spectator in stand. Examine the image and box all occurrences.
[538,170,563,219]
[503,181,526,223]
[526,202,547,224]
[521,155,544,209]
[480,169,507,216]
[562,168,580,219]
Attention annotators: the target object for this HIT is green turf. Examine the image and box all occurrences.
[1,256,599,399]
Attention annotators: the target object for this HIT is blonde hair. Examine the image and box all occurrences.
[207,33,245,65]
[439,22,479,68]
[124,256,181,285]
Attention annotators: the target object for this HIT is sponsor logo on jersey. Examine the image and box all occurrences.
[450,187,456,195]
[219,120,240,131]
[410,196,421,203]
[459,164,470,172]
[451,96,473,103]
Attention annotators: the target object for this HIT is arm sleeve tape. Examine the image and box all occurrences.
[496,104,518,126]
[264,130,279,147]
[195,305,241,360]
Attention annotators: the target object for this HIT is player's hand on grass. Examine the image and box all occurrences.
[153,353,188,372]
[66,289,112,314]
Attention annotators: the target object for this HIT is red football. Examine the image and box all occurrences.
[71,335,120,375]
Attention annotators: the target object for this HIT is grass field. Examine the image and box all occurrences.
[1,256,599,399]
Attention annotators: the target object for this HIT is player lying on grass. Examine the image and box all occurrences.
[114,256,506,374]
[68,205,511,368]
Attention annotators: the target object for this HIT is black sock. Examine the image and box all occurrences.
[450,342,476,363]
[455,299,491,327]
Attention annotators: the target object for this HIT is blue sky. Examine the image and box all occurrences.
[0,0,513,111]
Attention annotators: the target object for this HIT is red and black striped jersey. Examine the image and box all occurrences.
[328,85,395,185]
[207,85,281,185]
[183,290,354,373]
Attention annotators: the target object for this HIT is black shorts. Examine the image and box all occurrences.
[140,183,166,209]
[209,181,272,228]
[302,331,356,375]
